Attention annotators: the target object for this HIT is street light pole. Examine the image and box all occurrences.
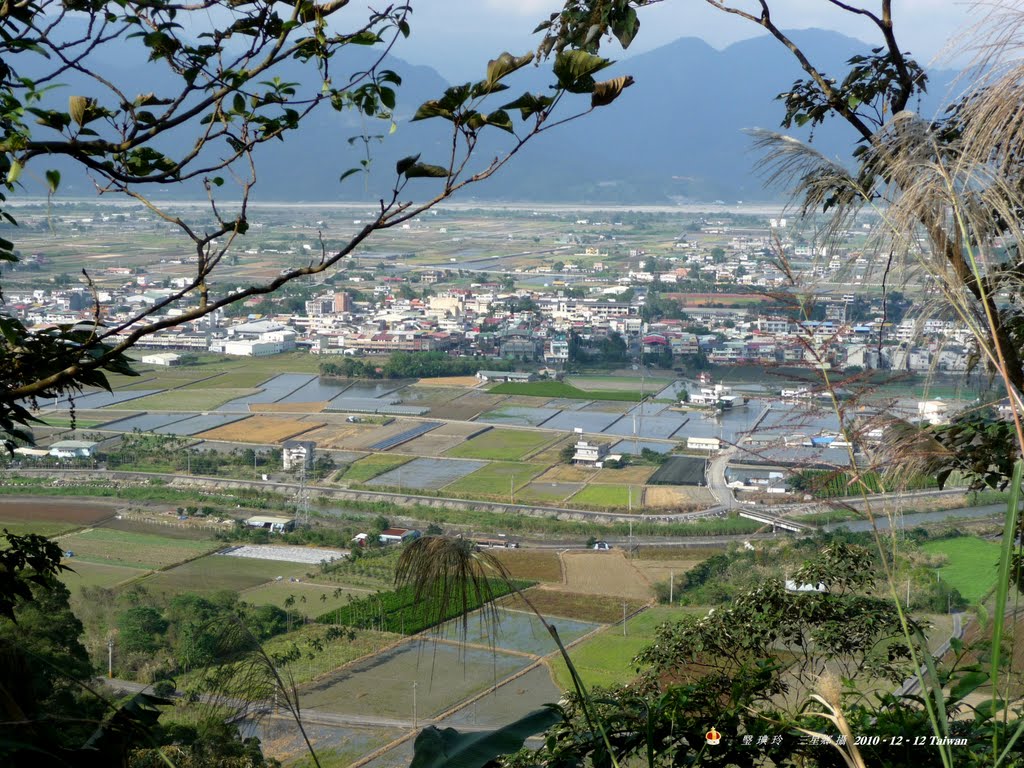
[108,636,114,678]
[413,681,418,729]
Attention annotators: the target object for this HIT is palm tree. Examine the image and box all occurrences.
[394,535,616,759]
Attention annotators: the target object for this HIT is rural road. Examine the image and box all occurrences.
[706,447,737,511]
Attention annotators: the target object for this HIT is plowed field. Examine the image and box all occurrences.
[644,486,716,508]
[197,416,322,443]
[560,551,652,599]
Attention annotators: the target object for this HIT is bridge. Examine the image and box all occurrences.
[737,508,815,533]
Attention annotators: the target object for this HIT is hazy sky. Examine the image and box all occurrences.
[393,1,975,80]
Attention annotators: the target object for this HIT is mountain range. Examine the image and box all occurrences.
[17,28,955,204]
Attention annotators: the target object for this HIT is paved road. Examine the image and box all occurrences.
[706,447,737,511]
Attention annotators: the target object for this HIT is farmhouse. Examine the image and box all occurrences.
[245,515,296,533]
[572,440,609,465]
[379,527,421,544]
[282,439,316,471]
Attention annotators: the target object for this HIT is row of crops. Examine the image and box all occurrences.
[317,579,534,635]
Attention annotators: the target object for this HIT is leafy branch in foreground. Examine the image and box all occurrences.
[0,2,634,451]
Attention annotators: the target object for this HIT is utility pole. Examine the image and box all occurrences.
[623,601,627,636]
[629,517,633,558]
[413,681,418,729]
[107,636,114,678]
[510,474,514,504]
[670,571,674,604]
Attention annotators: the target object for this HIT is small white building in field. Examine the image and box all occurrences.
[141,352,182,366]
[48,440,98,459]
[687,436,721,452]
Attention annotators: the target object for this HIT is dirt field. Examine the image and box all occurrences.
[427,391,506,421]
[302,423,373,449]
[491,549,563,582]
[249,401,329,413]
[644,485,717,508]
[0,498,119,526]
[560,551,653,600]
[414,376,481,388]
[198,416,323,443]
[631,557,703,587]
[534,465,599,483]
[594,466,657,484]
[502,587,646,623]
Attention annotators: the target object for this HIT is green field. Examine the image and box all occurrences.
[57,528,219,570]
[340,453,413,484]
[921,536,1001,604]
[33,417,106,430]
[443,462,547,497]
[60,560,147,595]
[143,553,314,594]
[550,605,687,689]
[489,381,644,401]
[446,428,556,460]
[241,581,373,617]
[568,484,635,509]
[116,388,258,411]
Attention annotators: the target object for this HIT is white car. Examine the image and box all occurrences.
[592,541,612,551]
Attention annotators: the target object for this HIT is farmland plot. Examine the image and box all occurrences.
[533,465,599,483]
[476,405,560,427]
[644,485,716,508]
[197,416,323,443]
[301,422,373,450]
[57,528,217,570]
[144,553,312,594]
[366,457,486,491]
[445,463,548,498]
[299,640,528,719]
[0,498,116,527]
[389,422,487,456]
[515,481,581,504]
[426,391,505,421]
[447,428,555,461]
[155,413,248,435]
[561,551,653,599]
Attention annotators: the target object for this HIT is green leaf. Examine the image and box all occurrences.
[409,707,561,768]
[404,163,449,179]
[339,168,361,182]
[6,160,22,185]
[232,93,246,114]
[483,110,514,133]
[553,50,613,94]
[45,169,60,193]
[485,52,534,88]
[211,176,224,187]
[499,92,553,120]
[396,154,421,175]
[591,75,634,108]
[612,7,640,49]
[412,100,453,122]
[949,670,987,701]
